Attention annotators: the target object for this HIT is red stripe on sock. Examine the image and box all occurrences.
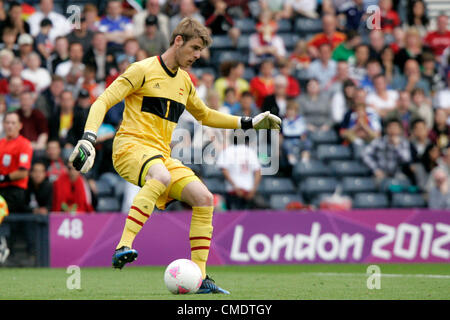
[127,216,144,226]
[191,246,210,251]
[189,236,212,241]
[131,206,150,218]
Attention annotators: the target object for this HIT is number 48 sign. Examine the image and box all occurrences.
[57,218,83,239]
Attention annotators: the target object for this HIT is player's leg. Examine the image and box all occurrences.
[113,155,171,269]
[116,161,170,249]
[176,179,230,294]
[179,179,213,278]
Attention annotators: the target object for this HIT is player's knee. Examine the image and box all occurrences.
[193,190,214,207]
[146,170,171,187]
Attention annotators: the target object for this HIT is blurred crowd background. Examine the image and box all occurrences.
[0,0,450,218]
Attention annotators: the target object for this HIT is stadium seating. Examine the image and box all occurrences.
[391,193,427,208]
[352,193,390,209]
[234,18,256,34]
[380,177,412,193]
[236,35,250,51]
[294,18,323,37]
[292,159,331,180]
[96,197,121,212]
[95,180,114,197]
[259,177,297,195]
[211,35,235,50]
[201,164,224,179]
[269,194,304,210]
[211,50,248,66]
[341,176,378,195]
[191,67,217,79]
[310,130,340,145]
[242,67,255,81]
[300,177,339,201]
[277,19,292,33]
[202,178,226,194]
[278,33,300,51]
[328,160,371,177]
[316,144,352,162]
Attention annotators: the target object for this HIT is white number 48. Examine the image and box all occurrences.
[57,218,83,239]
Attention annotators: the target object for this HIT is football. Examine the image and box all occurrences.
[163,259,203,294]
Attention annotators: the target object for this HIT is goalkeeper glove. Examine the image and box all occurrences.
[240,111,282,130]
[69,131,97,174]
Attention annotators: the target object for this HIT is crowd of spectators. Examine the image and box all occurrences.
[0,0,450,222]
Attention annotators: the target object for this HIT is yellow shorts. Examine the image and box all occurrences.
[112,139,199,210]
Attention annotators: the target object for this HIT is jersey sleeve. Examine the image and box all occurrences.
[18,139,33,170]
[186,81,240,129]
[84,62,145,134]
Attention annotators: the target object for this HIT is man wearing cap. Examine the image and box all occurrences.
[137,15,169,57]
[17,34,34,62]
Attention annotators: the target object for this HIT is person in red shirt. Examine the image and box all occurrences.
[17,91,49,151]
[424,14,450,58]
[0,112,34,261]
[307,14,346,59]
[0,112,33,212]
[52,162,94,213]
[379,0,401,34]
[45,139,67,183]
[249,59,275,108]
[0,58,36,94]
[278,59,301,98]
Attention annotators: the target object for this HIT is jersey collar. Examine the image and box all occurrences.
[158,56,177,78]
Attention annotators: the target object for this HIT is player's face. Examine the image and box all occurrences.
[175,37,204,68]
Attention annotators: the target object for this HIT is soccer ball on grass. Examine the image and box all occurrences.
[164,259,203,294]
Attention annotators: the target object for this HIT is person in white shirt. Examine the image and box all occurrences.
[21,52,51,93]
[433,74,450,123]
[169,0,204,35]
[217,137,262,210]
[54,42,85,78]
[366,73,399,119]
[307,43,337,89]
[133,0,170,39]
[27,0,72,43]
[282,0,319,19]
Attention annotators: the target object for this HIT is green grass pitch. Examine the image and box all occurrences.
[1,264,449,300]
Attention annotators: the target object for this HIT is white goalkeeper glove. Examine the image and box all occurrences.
[69,131,97,174]
[239,111,282,130]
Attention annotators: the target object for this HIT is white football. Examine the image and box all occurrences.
[164,259,203,294]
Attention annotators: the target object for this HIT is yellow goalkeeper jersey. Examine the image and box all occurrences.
[84,55,240,157]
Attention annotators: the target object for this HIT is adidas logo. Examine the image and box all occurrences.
[153,83,160,89]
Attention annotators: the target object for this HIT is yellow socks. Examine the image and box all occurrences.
[116,179,167,249]
[189,206,214,279]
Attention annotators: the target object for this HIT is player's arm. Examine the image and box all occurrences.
[0,141,32,183]
[0,169,28,183]
[70,63,145,173]
[186,83,281,130]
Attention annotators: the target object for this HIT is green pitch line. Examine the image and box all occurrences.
[0,264,449,300]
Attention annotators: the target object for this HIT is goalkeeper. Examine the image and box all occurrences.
[69,17,281,294]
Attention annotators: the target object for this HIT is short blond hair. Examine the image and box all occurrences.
[170,17,212,47]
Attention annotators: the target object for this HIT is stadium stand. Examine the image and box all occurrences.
[352,192,390,209]
[1,0,448,218]
[269,193,304,210]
